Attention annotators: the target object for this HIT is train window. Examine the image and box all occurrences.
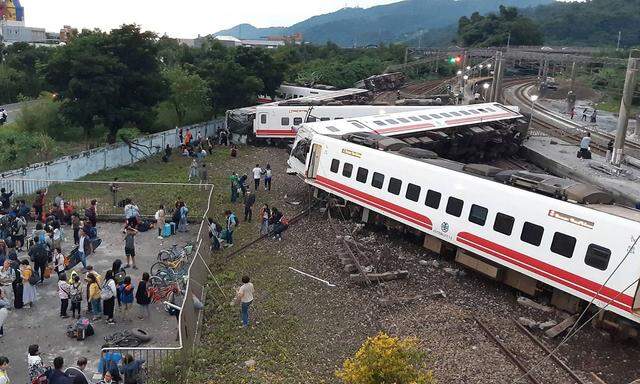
[405,183,421,202]
[260,114,267,124]
[356,167,369,183]
[281,117,290,126]
[307,116,317,123]
[386,119,399,124]
[409,116,421,122]
[373,121,386,126]
[342,163,353,178]
[446,197,464,217]
[585,244,611,271]
[388,177,402,195]
[450,112,461,117]
[419,115,432,120]
[478,109,487,113]
[493,213,514,235]
[486,107,495,112]
[326,126,339,132]
[330,159,340,173]
[470,110,480,114]
[521,222,544,246]
[550,232,576,258]
[468,204,488,226]
[425,190,441,209]
[293,117,303,125]
[372,172,385,189]
[441,113,452,118]
[320,117,330,121]
[335,117,344,120]
[349,121,368,129]
[460,111,471,115]
[430,114,441,119]
[397,118,410,123]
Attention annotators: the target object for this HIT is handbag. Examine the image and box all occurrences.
[100,281,114,301]
[28,270,40,285]
[43,265,53,279]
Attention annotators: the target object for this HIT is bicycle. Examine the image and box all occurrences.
[157,242,193,262]
[150,257,187,276]
[147,281,181,303]
[103,329,152,347]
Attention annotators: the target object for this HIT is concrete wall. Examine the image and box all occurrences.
[0,119,224,196]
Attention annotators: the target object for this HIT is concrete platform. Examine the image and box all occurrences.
[0,222,194,383]
[522,136,640,206]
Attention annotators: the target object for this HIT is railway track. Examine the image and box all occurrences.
[505,80,640,158]
[475,317,588,384]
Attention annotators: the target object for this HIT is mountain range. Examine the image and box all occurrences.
[213,0,553,47]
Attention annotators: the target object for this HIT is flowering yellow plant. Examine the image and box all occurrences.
[336,332,436,384]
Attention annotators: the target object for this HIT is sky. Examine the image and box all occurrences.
[24,0,401,37]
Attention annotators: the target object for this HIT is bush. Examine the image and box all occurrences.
[336,332,436,384]
[13,96,77,141]
[0,129,56,171]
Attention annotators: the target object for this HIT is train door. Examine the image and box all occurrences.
[306,143,322,179]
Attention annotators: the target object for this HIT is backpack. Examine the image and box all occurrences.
[28,269,40,285]
[38,232,46,244]
[100,281,114,301]
[280,216,289,226]
[88,226,97,239]
[230,213,239,227]
[31,372,48,384]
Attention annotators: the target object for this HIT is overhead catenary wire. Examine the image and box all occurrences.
[512,234,640,384]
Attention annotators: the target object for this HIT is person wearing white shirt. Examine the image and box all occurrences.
[231,275,254,328]
[251,164,263,191]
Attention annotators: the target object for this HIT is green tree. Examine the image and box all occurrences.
[163,66,211,126]
[457,6,543,47]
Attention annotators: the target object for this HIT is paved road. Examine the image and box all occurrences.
[1,100,34,124]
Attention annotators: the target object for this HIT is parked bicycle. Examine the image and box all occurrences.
[147,281,181,303]
[103,329,152,347]
[157,242,194,262]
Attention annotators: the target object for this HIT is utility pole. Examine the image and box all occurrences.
[569,62,576,92]
[492,51,504,102]
[404,47,409,65]
[612,52,639,166]
[617,31,622,51]
[506,32,511,51]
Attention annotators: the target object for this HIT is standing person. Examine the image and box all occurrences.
[121,354,145,384]
[0,188,12,211]
[46,356,72,384]
[162,144,172,162]
[27,345,45,382]
[9,260,22,309]
[606,139,614,163]
[238,174,248,197]
[188,159,198,183]
[199,163,209,188]
[123,226,138,269]
[259,204,271,236]
[155,205,166,240]
[78,229,91,270]
[252,164,262,191]
[12,214,26,251]
[135,272,151,320]
[52,221,64,251]
[178,127,184,145]
[0,356,9,384]
[123,200,140,228]
[231,275,254,328]
[581,107,588,121]
[85,200,97,228]
[230,172,240,203]
[110,178,121,208]
[579,132,592,159]
[244,191,255,222]
[224,210,238,246]
[271,207,289,241]
[87,273,101,320]
[58,272,71,318]
[177,203,189,233]
[33,188,48,222]
[0,260,16,307]
[53,248,65,278]
[29,237,48,284]
[184,128,193,147]
[65,357,90,384]
[69,274,83,319]
[0,289,9,338]
[21,260,37,308]
[263,164,272,191]
[54,192,64,209]
[207,218,221,251]
[118,276,134,322]
[590,109,598,123]
[102,270,117,324]
[71,213,81,245]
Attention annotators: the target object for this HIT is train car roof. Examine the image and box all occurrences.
[303,102,522,137]
[277,88,370,105]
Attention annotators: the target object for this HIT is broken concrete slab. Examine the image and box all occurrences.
[517,296,554,313]
[518,317,539,328]
[545,314,578,338]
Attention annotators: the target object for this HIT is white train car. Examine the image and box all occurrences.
[257,84,337,103]
[254,105,441,139]
[288,104,640,326]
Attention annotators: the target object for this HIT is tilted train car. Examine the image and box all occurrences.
[287,103,640,327]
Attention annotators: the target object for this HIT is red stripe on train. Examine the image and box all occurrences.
[255,130,297,137]
[316,175,432,231]
[313,176,634,312]
[457,232,633,311]
[444,112,516,125]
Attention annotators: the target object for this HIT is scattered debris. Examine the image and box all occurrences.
[378,294,423,307]
[244,359,256,371]
[429,289,447,299]
[545,314,578,338]
[518,317,539,328]
[538,319,558,330]
[350,270,409,285]
[419,259,440,268]
[517,296,554,313]
[590,372,608,384]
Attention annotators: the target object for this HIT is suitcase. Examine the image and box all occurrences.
[170,222,176,235]
[162,223,171,237]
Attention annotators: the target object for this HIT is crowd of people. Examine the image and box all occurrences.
[0,187,166,383]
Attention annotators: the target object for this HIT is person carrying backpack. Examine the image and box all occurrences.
[224,210,238,246]
[69,274,83,319]
[121,354,145,384]
[118,276,134,322]
[20,259,36,308]
[98,349,122,383]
